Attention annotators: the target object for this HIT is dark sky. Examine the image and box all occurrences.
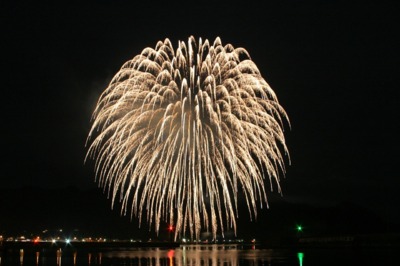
[1,0,399,229]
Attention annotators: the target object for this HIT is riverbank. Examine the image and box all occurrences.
[0,240,180,253]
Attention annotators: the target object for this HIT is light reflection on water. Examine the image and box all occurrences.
[1,244,295,266]
[103,245,270,266]
[0,244,396,266]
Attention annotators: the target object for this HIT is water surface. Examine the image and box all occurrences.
[0,244,396,265]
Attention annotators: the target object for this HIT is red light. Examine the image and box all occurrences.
[167,249,174,258]
[168,225,174,231]
[167,249,174,266]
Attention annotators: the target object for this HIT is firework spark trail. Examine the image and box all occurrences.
[86,36,290,240]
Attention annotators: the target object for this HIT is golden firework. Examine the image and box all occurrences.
[86,36,290,240]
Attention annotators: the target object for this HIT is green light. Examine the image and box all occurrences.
[297,252,304,266]
[296,225,303,232]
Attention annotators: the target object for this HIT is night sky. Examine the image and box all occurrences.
[1,0,399,237]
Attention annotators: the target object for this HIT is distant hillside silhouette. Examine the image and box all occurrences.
[0,186,395,241]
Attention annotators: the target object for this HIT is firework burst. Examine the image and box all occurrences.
[86,36,290,240]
